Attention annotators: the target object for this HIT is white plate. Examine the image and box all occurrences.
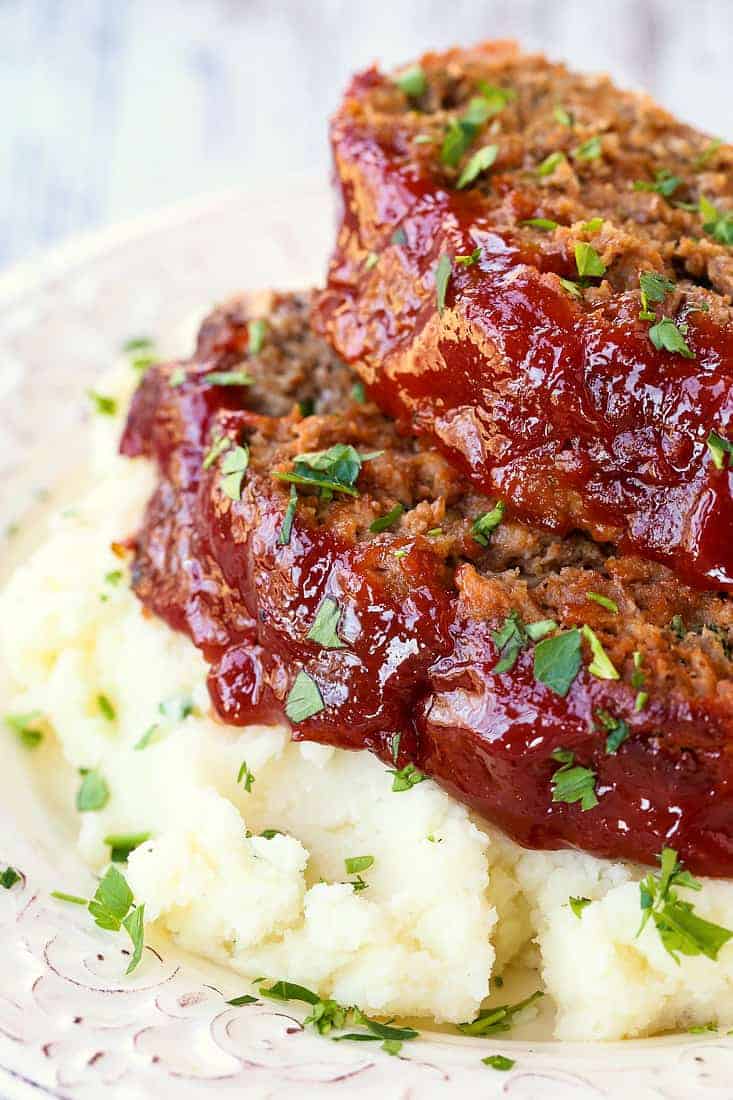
[0,187,731,1100]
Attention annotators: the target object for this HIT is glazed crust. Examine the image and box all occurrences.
[122,291,733,875]
[315,41,733,591]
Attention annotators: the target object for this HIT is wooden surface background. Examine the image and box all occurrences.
[2,0,731,271]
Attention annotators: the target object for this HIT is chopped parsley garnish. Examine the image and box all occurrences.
[1,866,21,889]
[573,135,602,161]
[390,227,407,246]
[435,253,452,314]
[87,390,117,416]
[699,195,733,246]
[202,433,231,470]
[569,896,592,918]
[220,444,250,501]
[159,695,195,722]
[389,763,426,792]
[639,270,675,319]
[693,138,722,169]
[285,670,324,723]
[440,95,495,168]
[582,217,604,233]
[454,246,482,266]
[237,760,255,792]
[649,316,694,358]
[633,168,680,198]
[227,994,259,1006]
[536,151,565,177]
[105,569,123,586]
[472,500,505,545]
[631,650,647,711]
[97,693,116,721]
[596,708,630,754]
[520,218,558,231]
[260,829,283,839]
[248,318,266,355]
[586,591,618,613]
[670,613,686,639]
[5,710,44,749]
[483,1054,515,1071]
[457,143,499,190]
[553,105,573,127]
[370,503,404,533]
[53,866,146,974]
[307,597,345,648]
[389,732,401,763]
[707,429,733,470]
[133,724,160,750]
[76,769,110,813]
[476,81,516,115]
[278,485,298,545]
[170,367,186,387]
[123,337,157,373]
[258,980,419,1047]
[459,990,543,1036]
[638,847,733,963]
[105,832,150,862]
[533,629,582,696]
[345,855,374,874]
[491,612,557,674]
[351,381,366,403]
[274,444,381,499]
[365,251,379,270]
[581,624,619,680]
[395,64,426,99]
[550,748,598,811]
[559,277,582,298]
[426,527,442,537]
[574,242,606,278]
[204,369,253,387]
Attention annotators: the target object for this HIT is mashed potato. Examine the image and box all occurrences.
[3,359,733,1039]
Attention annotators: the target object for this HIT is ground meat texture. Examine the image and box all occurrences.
[315,41,733,593]
[121,290,733,876]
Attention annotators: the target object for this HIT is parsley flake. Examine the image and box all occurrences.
[170,367,186,387]
[472,500,505,545]
[639,270,675,318]
[5,710,44,749]
[1,866,21,889]
[390,227,407,246]
[87,390,117,416]
[520,218,558,231]
[435,253,452,314]
[389,763,426,792]
[707,429,733,470]
[204,370,253,387]
[492,613,557,673]
[573,135,602,161]
[307,597,345,649]
[596,708,630,754]
[370,503,404,533]
[105,832,150,863]
[285,671,324,723]
[440,95,497,168]
[638,847,733,963]
[395,64,426,99]
[574,242,606,278]
[483,1054,515,1071]
[237,760,255,792]
[581,624,619,680]
[351,381,366,403]
[633,168,680,198]
[220,444,250,501]
[76,769,110,813]
[550,748,598,811]
[586,591,618,613]
[97,694,116,721]
[278,485,298,545]
[699,195,733,246]
[459,990,543,1036]
[553,105,574,127]
[536,151,565,177]
[202,434,231,470]
[457,143,499,189]
[693,139,722,170]
[533,629,582,696]
[345,855,374,874]
[248,318,266,355]
[365,251,379,270]
[123,337,157,373]
[228,993,259,1006]
[454,246,482,266]
[649,317,694,358]
[569,896,592,918]
[274,444,381,499]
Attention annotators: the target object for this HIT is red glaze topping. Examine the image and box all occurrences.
[316,58,733,591]
[121,297,733,877]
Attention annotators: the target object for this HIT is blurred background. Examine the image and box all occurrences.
[2,0,731,272]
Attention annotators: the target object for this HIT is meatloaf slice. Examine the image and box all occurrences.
[315,41,733,592]
[121,290,733,876]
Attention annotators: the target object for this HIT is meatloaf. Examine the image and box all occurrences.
[315,41,733,592]
[122,290,733,876]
